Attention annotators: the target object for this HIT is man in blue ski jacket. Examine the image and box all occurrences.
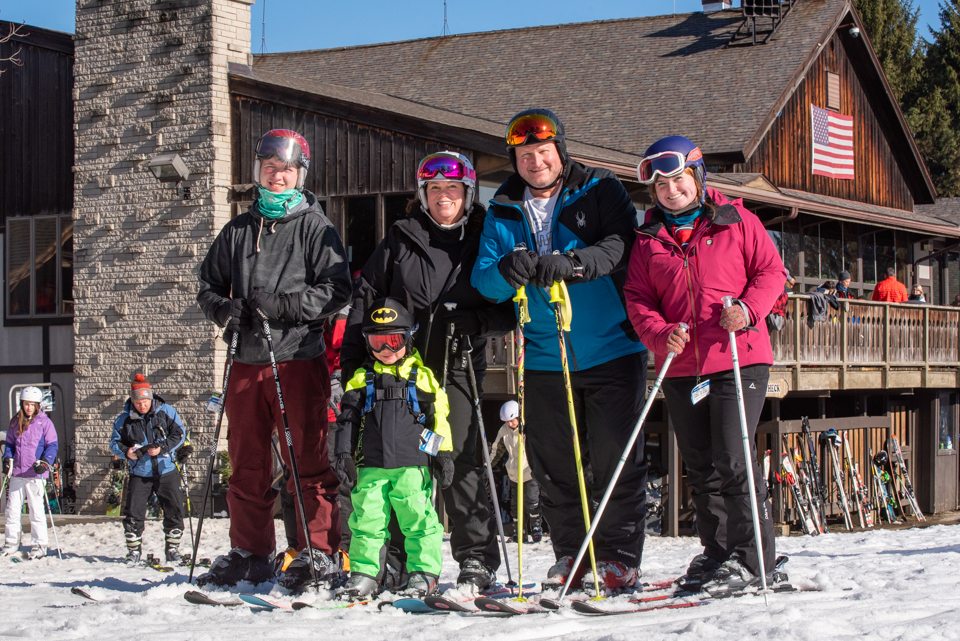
[471,108,648,593]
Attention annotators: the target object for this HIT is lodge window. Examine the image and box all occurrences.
[767,218,912,297]
[342,192,415,273]
[938,391,957,452]
[5,215,74,321]
[826,72,841,112]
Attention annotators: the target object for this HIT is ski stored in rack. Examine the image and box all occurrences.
[889,436,925,521]
[841,431,874,527]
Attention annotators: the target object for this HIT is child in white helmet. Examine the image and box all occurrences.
[491,400,542,543]
[3,387,58,559]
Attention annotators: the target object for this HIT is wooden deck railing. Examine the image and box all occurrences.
[772,295,960,367]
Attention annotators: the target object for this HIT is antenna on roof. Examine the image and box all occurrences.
[442,0,451,36]
[260,0,267,54]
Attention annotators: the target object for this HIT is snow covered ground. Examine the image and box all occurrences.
[1,518,958,640]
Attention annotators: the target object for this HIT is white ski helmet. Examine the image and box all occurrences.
[416,151,476,217]
[20,386,43,404]
[500,400,520,422]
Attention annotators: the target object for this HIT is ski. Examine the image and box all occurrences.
[183,590,243,607]
[790,442,826,534]
[394,582,540,614]
[70,587,98,602]
[381,598,439,613]
[568,583,817,616]
[571,599,704,615]
[538,577,679,610]
[842,431,874,527]
[105,458,126,517]
[801,417,830,532]
[869,448,898,524]
[469,578,681,616]
[239,594,292,610]
[889,436,925,520]
[779,447,817,536]
[291,599,372,611]
[820,430,854,530]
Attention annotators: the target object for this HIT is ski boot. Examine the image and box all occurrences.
[336,572,379,601]
[164,528,183,564]
[582,560,639,594]
[676,554,722,593]
[277,548,337,594]
[195,548,274,588]
[27,545,47,560]
[456,558,496,594]
[403,572,440,597]
[380,560,406,593]
[530,515,543,543]
[273,546,298,576]
[1,540,19,557]
[702,553,790,596]
[541,555,588,592]
[124,533,142,565]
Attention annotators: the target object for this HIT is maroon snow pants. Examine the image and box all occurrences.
[224,354,342,557]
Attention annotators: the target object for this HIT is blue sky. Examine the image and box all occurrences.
[1,0,953,52]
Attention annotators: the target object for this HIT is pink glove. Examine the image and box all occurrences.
[665,325,689,355]
[720,303,749,332]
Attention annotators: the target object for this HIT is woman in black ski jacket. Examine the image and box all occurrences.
[340,151,517,592]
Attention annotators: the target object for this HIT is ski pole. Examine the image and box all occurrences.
[721,296,768,597]
[512,287,530,600]
[189,329,238,584]
[257,308,321,590]
[463,335,516,587]
[175,460,195,556]
[41,478,62,560]
[549,281,600,598]
[442,305,456,390]
[549,325,687,606]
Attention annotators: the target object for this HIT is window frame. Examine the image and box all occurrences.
[4,214,74,325]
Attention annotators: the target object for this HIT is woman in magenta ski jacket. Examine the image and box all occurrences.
[2,386,58,559]
[623,136,785,595]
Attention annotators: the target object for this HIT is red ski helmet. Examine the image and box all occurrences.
[254,129,311,191]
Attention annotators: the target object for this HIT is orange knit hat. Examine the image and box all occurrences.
[131,373,153,402]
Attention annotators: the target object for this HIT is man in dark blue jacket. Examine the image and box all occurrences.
[471,109,648,593]
[110,374,185,565]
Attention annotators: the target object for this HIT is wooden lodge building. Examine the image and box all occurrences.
[1,0,958,531]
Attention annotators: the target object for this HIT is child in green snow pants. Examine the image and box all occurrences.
[348,467,443,577]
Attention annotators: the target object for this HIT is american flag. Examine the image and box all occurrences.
[811,104,854,180]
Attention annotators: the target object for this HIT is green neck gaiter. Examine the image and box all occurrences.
[256,187,303,220]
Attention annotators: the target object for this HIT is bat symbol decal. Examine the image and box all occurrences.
[370,307,398,323]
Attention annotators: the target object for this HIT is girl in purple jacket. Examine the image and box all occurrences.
[625,136,786,596]
[2,386,58,559]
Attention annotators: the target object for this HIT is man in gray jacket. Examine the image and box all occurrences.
[197,129,351,593]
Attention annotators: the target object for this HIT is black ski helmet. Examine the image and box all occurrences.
[873,450,889,467]
[506,108,569,190]
[363,296,415,335]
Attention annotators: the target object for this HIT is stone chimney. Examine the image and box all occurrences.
[72,0,252,511]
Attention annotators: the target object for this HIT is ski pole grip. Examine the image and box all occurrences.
[549,282,562,303]
[678,322,690,331]
[721,295,734,310]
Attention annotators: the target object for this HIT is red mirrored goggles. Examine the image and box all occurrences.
[365,332,407,353]
[506,114,560,147]
[256,133,309,166]
[417,154,476,182]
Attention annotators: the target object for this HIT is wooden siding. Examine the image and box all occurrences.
[231,94,473,208]
[743,31,913,212]
[0,26,74,230]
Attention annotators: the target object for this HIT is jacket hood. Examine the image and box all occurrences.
[638,188,742,238]
[395,206,487,253]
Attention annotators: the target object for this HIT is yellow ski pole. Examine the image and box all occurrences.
[512,287,530,600]
[549,281,599,598]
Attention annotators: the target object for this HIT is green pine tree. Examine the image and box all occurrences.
[916,1,960,196]
[854,0,924,103]
[907,87,960,196]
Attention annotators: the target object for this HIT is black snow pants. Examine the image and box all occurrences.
[123,471,184,536]
[660,364,775,577]
[524,351,649,567]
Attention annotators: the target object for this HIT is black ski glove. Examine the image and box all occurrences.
[431,452,455,490]
[215,298,252,333]
[446,309,482,337]
[2,458,12,476]
[532,252,579,288]
[176,445,194,462]
[498,249,539,290]
[249,290,302,325]
[333,453,357,490]
[32,459,51,475]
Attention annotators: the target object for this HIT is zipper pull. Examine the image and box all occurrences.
[684,257,688,269]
